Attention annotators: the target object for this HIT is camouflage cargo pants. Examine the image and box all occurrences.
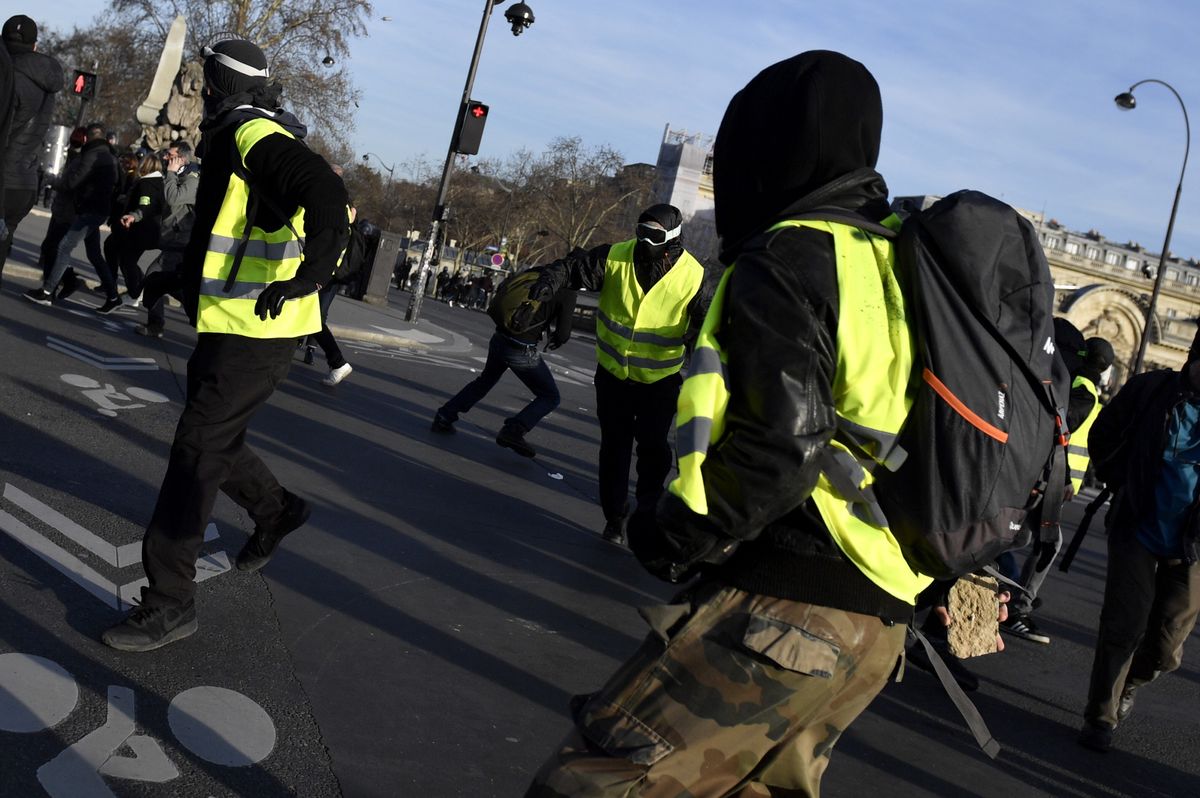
[526,583,907,798]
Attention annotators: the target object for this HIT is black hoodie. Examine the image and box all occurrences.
[2,45,63,190]
[653,51,913,621]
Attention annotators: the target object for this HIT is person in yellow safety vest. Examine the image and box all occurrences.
[528,51,1007,797]
[1000,326,1115,645]
[525,203,714,546]
[102,38,349,653]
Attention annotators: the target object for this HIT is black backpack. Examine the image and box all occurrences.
[331,223,368,284]
[486,269,547,334]
[869,190,1070,580]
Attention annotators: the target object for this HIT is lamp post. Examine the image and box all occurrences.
[361,152,395,179]
[404,1,535,322]
[1114,79,1191,375]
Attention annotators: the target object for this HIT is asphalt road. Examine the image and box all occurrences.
[0,213,1197,797]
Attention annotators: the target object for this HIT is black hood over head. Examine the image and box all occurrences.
[713,50,885,256]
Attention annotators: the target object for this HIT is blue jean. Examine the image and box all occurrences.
[44,213,114,297]
[440,332,560,431]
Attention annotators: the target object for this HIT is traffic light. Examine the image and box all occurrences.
[70,70,98,101]
[453,100,489,155]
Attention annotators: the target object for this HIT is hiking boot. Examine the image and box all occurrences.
[322,363,353,386]
[906,638,979,692]
[23,287,53,306]
[96,296,123,314]
[431,411,456,433]
[101,591,197,652]
[1000,613,1050,644]
[135,324,164,339]
[236,493,311,572]
[496,421,536,457]
[1117,684,1138,723]
[601,519,628,548]
[1078,720,1114,752]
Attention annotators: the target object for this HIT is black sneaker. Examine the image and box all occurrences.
[57,272,79,301]
[96,297,123,314]
[236,492,311,572]
[431,411,456,433]
[23,287,52,306]
[135,324,164,339]
[1078,720,1114,752]
[496,421,536,457]
[601,519,628,547]
[1000,613,1051,644]
[1117,683,1138,723]
[101,591,197,652]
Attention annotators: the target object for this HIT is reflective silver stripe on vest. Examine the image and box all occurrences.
[200,277,269,300]
[688,346,724,377]
[676,416,714,459]
[1067,445,1088,457]
[817,446,889,528]
[598,310,685,348]
[208,234,304,261]
[1070,469,1087,479]
[837,417,907,472]
[597,337,686,371]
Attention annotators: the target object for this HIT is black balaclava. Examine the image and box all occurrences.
[1053,317,1086,377]
[632,204,684,291]
[201,39,282,121]
[713,50,883,253]
[1081,337,1115,384]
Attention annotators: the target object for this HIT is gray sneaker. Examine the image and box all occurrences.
[102,591,197,652]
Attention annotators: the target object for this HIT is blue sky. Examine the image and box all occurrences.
[29,1,1200,260]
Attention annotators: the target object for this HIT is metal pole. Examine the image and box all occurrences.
[405,0,498,322]
[1125,79,1191,375]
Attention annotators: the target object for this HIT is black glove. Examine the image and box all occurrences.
[254,277,320,320]
[627,510,730,584]
[509,300,540,333]
[527,281,554,302]
[546,334,568,351]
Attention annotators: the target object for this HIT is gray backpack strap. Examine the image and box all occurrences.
[909,625,1002,759]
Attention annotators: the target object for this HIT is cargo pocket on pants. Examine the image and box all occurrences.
[741,613,841,678]
[575,699,673,767]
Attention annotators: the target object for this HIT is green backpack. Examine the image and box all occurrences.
[486,269,546,334]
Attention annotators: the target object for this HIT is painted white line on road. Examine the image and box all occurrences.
[117,550,230,608]
[115,523,218,569]
[168,686,276,766]
[38,686,178,797]
[0,509,122,609]
[46,336,158,371]
[3,483,119,565]
[0,653,79,733]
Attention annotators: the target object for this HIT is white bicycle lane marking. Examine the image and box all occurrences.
[60,374,170,417]
[0,653,276,796]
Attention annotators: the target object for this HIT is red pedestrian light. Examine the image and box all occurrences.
[70,70,98,101]
[454,100,490,155]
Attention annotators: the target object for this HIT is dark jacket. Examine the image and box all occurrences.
[60,139,118,217]
[505,286,576,346]
[650,51,913,621]
[182,107,349,319]
[122,173,165,247]
[1089,369,1200,563]
[2,45,63,191]
[0,44,15,199]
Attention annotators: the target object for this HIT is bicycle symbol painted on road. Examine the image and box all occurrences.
[61,374,170,417]
[0,652,276,797]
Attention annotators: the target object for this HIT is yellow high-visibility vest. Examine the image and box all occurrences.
[1067,376,1101,493]
[595,239,705,383]
[669,218,933,605]
[197,117,322,338]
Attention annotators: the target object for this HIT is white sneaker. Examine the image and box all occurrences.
[322,363,353,386]
[122,293,142,308]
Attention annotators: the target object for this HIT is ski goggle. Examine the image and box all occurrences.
[636,222,681,246]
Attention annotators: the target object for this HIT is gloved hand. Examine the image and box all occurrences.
[254,277,320,320]
[527,281,554,302]
[546,334,568,351]
[627,510,730,584]
[509,300,539,333]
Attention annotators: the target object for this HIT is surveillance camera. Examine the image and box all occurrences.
[504,2,534,36]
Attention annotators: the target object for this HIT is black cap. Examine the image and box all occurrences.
[3,15,37,45]
[1084,337,1115,371]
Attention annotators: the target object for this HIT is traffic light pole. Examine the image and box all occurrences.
[405,0,499,323]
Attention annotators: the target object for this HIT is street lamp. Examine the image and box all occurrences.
[404,0,535,322]
[361,152,395,179]
[1114,79,1191,375]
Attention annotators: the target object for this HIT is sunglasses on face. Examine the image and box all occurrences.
[636,222,681,246]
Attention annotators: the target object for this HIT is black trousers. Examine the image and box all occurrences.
[594,367,682,522]
[0,188,38,280]
[142,334,297,606]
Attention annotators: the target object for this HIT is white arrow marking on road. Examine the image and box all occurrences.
[0,484,227,609]
[37,686,178,797]
[45,336,158,371]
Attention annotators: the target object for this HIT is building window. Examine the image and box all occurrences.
[1085,246,1100,260]
[1043,236,1060,250]
[1125,257,1139,270]
[1168,308,1179,318]
[1168,269,1180,281]
[1065,241,1080,255]
[1104,251,1121,266]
